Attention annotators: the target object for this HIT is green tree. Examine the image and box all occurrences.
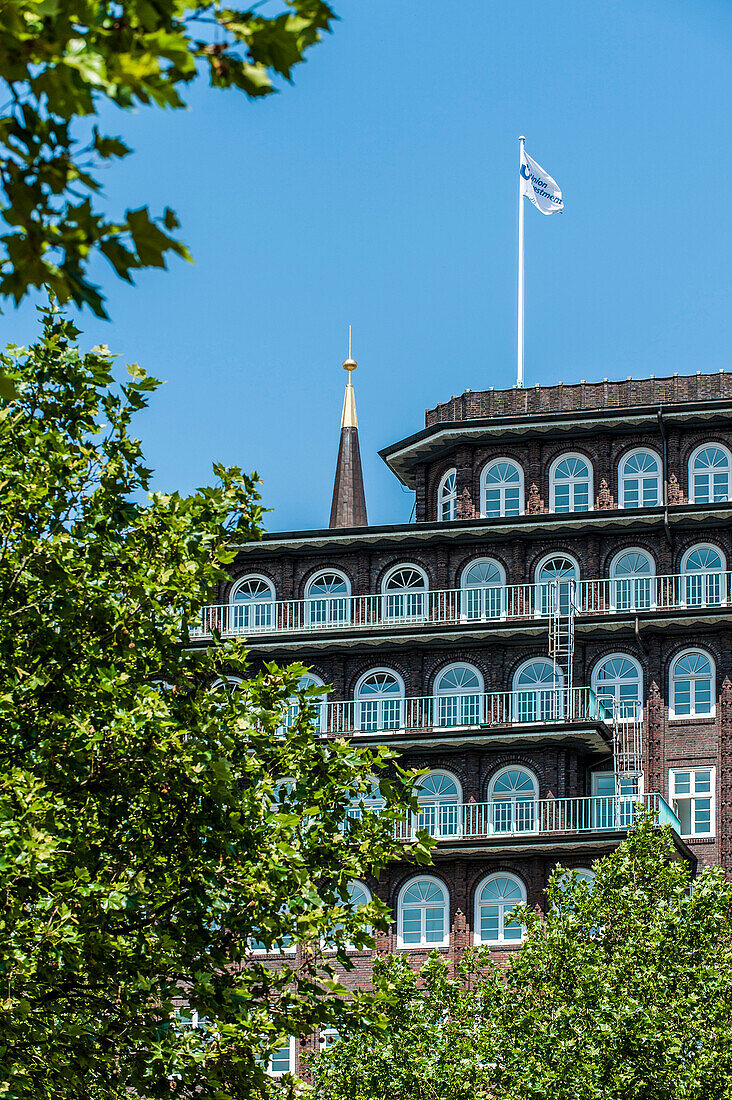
[309,951,496,1100]
[0,0,336,316]
[489,814,732,1100]
[0,302,430,1099]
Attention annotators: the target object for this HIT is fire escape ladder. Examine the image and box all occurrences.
[547,579,575,698]
[611,699,644,802]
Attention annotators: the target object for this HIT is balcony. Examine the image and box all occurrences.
[283,687,612,749]
[191,571,731,641]
[383,793,681,843]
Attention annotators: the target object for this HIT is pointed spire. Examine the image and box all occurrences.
[329,327,368,529]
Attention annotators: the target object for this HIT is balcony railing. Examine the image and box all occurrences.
[283,687,607,738]
[380,793,680,841]
[192,571,732,639]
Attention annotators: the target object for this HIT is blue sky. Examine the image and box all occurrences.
[5,0,731,531]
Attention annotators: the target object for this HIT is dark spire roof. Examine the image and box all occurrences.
[329,353,367,529]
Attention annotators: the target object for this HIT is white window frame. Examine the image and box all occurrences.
[460,557,507,620]
[305,569,352,627]
[433,662,484,728]
[619,448,661,510]
[534,552,580,617]
[438,468,457,522]
[480,458,525,518]
[549,453,594,514]
[322,879,373,953]
[381,563,429,622]
[590,653,643,722]
[249,926,297,957]
[688,443,732,505]
[608,548,656,611]
[229,574,276,632]
[487,765,539,835]
[669,767,716,838]
[414,769,463,838]
[473,872,527,945]
[669,648,716,719]
[318,1029,341,1051]
[281,673,327,735]
[680,543,728,607]
[397,874,449,949]
[354,667,405,733]
[512,657,565,722]
[266,1037,296,1077]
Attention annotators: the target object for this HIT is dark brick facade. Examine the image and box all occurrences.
[426,372,732,426]
[205,376,732,1072]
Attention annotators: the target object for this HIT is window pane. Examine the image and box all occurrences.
[674,772,691,794]
[480,905,500,941]
[270,1044,291,1073]
[694,798,711,833]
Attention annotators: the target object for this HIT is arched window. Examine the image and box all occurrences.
[513,658,563,722]
[438,469,457,522]
[609,549,655,610]
[415,771,462,837]
[554,868,595,913]
[689,444,732,505]
[355,669,404,732]
[670,650,715,718]
[344,781,385,830]
[230,575,275,632]
[382,564,428,621]
[549,453,593,514]
[591,654,642,722]
[681,544,727,607]
[461,558,506,620]
[323,880,373,951]
[558,867,595,888]
[434,663,483,727]
[481,459,524,518]
[535,554,579,617]
[398,876,449,947]
[283,673,327,734]
[474,873,526,944]
[306,570,351,627]
[489,767,538,834]
[619,449,661,509]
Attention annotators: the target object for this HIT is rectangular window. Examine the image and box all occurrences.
[268,1038,295,1076]
[670,768,715,837]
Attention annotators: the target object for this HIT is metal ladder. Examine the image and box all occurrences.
[547,579,575,696]
[610,698,644,803]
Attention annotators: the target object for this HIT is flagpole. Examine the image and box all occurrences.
[517,135,526,388]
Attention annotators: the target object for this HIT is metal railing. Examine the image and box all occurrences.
[191,571,732,639]
[383,793,680,841]
[283,687,607,738]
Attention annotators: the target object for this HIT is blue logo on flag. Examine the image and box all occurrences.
[520,163,531,180]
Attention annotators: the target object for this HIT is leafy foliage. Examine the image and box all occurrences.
[309,951,496,1100]
[311,820,732,1100]
[0,302,430,1099]
[0,0,336,316]
[489,814,732,1100]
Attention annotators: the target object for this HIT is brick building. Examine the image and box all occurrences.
[195,360,732,1074]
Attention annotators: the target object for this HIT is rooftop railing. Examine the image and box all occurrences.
[192,571,732,640]
[350,793,680,842]
[283,687,607,738]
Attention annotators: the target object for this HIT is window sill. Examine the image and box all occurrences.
[395,943,449,952]
[668,715,717,725]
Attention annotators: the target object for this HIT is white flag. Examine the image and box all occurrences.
[520,149,563,215]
